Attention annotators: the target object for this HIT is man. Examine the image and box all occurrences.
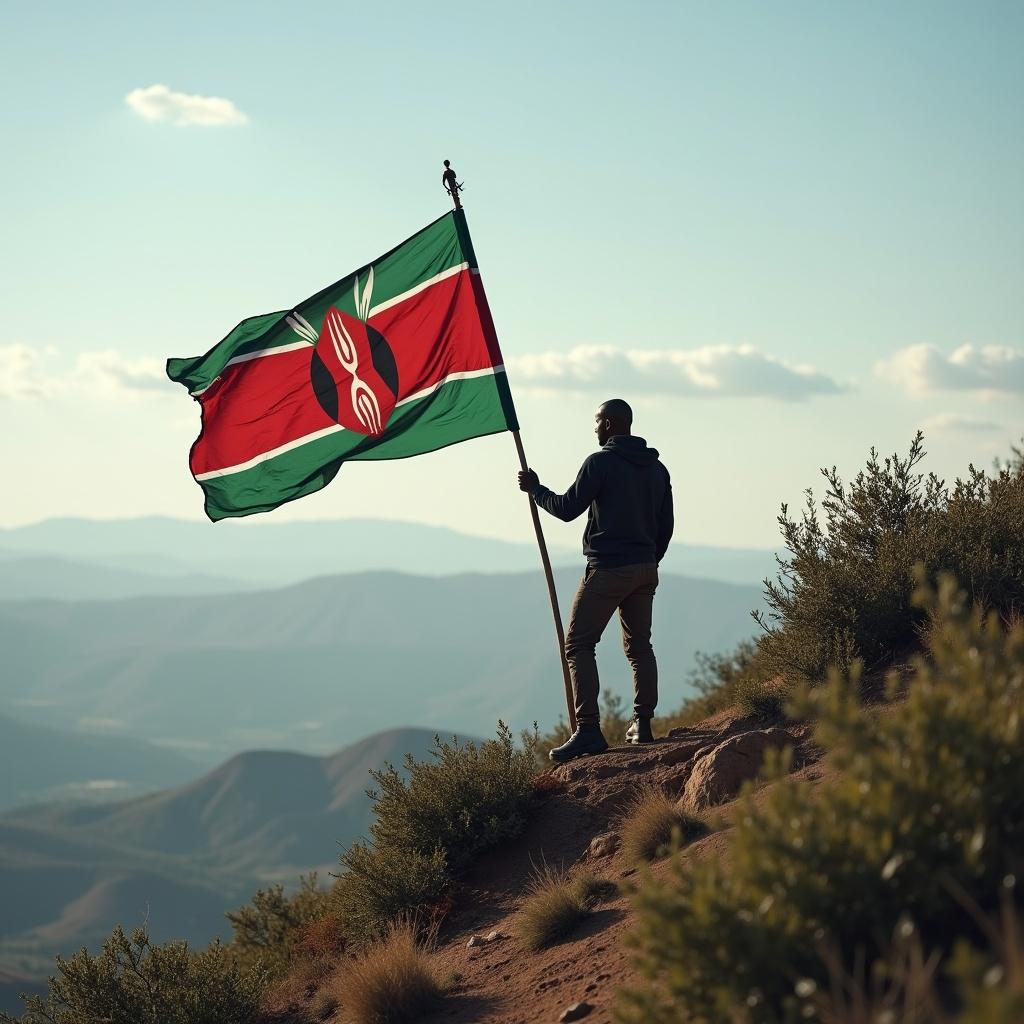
[518,399,674,763]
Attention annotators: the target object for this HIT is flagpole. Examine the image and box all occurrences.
[443,161,577,733]
[512,431,578,733]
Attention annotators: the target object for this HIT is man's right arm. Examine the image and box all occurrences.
[531,457,603,522]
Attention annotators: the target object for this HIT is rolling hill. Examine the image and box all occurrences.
[0,727,469,1015]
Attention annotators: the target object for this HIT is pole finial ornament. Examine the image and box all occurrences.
[442,159,464,210]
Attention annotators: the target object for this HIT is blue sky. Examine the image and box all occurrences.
[1,0,1021,549]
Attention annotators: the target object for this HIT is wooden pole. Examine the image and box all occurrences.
[443,161,576,732]
[512,430,577,733]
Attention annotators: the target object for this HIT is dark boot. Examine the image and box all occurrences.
[549,723,609,764]
[625,716,655,744]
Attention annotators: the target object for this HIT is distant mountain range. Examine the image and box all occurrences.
[0,517,777,595]
[0,568,762,760]
[0,727,468,1016]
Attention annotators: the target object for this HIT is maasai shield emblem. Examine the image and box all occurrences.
[287,268,399,437]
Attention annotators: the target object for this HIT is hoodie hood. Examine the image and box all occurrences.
[603,434,660,466]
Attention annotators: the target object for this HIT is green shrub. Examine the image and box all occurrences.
[227,872,330,976]
[654,639,769,733]
[618,788,709,865]
[0,926,266,1024]
[755,432,1024,682]
[333,845,449,946]
[619,576,1024,1023]
[332,724,537,944]
[809,897,1024,1023]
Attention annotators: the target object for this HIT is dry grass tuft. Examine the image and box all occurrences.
[329,921,445,1024]
[516,863,591,951]
[571,872,619,907]
[619,787,709,864]
[308,986,339,1020]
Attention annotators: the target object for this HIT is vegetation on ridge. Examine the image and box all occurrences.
[0,926,266,1024]
[620,576,1024,1023]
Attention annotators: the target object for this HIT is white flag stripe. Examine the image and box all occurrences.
[366,262,474,318]
[190,340,313,395]
[395,364,504,408]
[194,366,506,481]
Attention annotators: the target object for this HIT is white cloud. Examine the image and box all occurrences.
[0,345,170,401]
[876,343,1024,395]
[75,350,169,395]
[0,344,50,398]
[506,344,845,401]
[125,83,248,126]
[921,413,1002,433]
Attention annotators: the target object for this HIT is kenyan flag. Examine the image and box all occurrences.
[167,210,518,521]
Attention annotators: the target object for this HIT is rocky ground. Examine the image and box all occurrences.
[419,708,824,1024]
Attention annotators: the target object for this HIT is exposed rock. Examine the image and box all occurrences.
[559,1002,593,1022]
[680,728,793,810]
[588,832,619,858]
[485,929,504,942]
[468,930,504,947]
[467,935,483,947]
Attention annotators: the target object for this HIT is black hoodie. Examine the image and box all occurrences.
[532,435,674,568]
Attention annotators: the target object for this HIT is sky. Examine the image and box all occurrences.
[1,0,1021,551]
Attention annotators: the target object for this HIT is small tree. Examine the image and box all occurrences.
[2,926,266,1024]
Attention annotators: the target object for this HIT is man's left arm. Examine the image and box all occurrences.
[518,457,602,522]
[656,471,674,563]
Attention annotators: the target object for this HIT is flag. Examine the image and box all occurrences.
[167,210,519,521]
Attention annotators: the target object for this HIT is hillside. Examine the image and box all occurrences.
[0,727,471,1014]
[0,569,762,757]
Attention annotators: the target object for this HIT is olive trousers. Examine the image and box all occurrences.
[564,562,659,726]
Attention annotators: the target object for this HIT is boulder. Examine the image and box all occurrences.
[588,832,619,858]
[680,729,791,810]
[559,1002,593,1022]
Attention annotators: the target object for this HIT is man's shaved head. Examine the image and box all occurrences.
[599,399,633,425]
[595,399,633,446]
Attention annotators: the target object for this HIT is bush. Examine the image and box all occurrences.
[333,845,449,946]
[329,922,445,1024]
[0,925,266,1024]
[619,576,1024,1023]
[810,895,1024,1023]
[516,864,593,951]
[227,872,330,976]
[618,788,709,865]
[755,432,1024,682]
[332,724,537,944]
